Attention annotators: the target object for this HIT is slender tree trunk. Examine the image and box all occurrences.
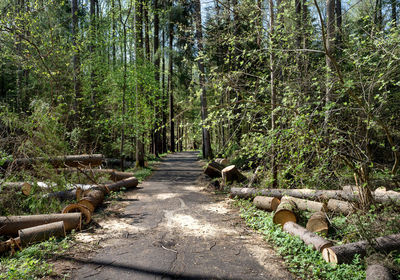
[153,0,161,157]
[194,0,212,159]
[336,0,342,51]
[112,0,116,66]
[72,0,81,123]
[169,18,175,153]
[161,29,167,154]
[325,0,335,129]
[392,0,397,26]
[269,0,278,188]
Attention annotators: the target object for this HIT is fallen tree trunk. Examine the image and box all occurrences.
[222,165,247,185]
[58,168,135,182]
[283,221,333,252]
[322,233,400,264]
[19,221,66,247]
[1,182,32,196]
[253,196,280,211]
[306,211,329,235]
[5,154,104,169]
[366,264,394,280]
[230,188,358,202]
[215,158,229,166]
[327,199,355,215]
[281,196,327,212]
[374,188,400,206]
[0,213,81,236]
[62,177,139,223]
[273,200,297,226]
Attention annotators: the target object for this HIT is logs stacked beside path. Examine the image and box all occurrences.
[230,185,400,271]
[0,154,141,254]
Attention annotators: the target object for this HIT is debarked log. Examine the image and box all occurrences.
[306,211,329,235]
[253,196,280,211]
[0,213,82,236]
[19,221,66,247]
[322,233,400,264]
[283,221,333,252]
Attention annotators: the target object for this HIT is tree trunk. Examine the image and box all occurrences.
[306,211,329,235]
[169,14,175,153]
[324,0,335,128]
[322,233,400,264]
[366,264,394,280]
[1,182,32,196]
[273,201,297,226]
[281,195,328,212]
[327,198,354,215]
[391,0,397,26]
[254,196,280,211]
[71,0,81,122]
[221,165,247,185]
[19,221,66,247]
[153,0,161,157]
[0,213,81,236]
[194,0,212,159]
[230,187,358,202]
[283,221,333,252]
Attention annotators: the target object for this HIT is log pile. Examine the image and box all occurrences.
[0,153,142,254]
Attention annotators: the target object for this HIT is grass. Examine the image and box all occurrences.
[234,199,366,280]
[0,236,72,280]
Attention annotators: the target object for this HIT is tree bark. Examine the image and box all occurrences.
[19,221,66,247]
[0,213,81,236]
[327,198,354,215]
[169,12,175,153]
[194,0,212,159]
[254,196,280,211]
[283,221,333,252]
[324,0,335,128]
[366,264,394,280]
[281,195,328,212]
[322,233,400,264]
[153,0,161,157]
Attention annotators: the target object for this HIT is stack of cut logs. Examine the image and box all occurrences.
[204,162,398,279]
[229,185,400,279]
[0,154,139,254]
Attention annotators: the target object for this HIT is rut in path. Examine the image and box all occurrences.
[69,151,293,280]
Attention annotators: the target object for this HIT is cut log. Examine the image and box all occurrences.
[208,161,225,171]
[103,176,139,192]
[0,213,82,236]
[58,168,135,182]
[322,233,400,264]
[272,201,297,226]
[215,158,229,166]
[19,221,66,247]
[221,165,247,185]
[281,196,327,212]
[78,189,105,213]
[62,204,92,224]
[253,196,280,211]
[283,221,333,252]
[5,154,103,169]
[374,188,400,206]
[327,199,354,215]
[306,211,329,235]
[230,187,358,202]
[366,264,394,280]
[204,165,221,178]
[1,182,32,196]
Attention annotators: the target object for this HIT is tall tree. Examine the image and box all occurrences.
[194,0,212,159]
[169,7,175,153]
[153,0,162,156]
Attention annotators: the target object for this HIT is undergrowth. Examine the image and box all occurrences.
[234,199,366,280]
[0,236,72,280]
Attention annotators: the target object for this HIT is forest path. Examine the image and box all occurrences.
[69,152,293,280]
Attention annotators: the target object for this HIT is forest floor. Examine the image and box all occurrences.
[53,151,294,280]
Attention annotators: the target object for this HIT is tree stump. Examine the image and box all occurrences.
[221,165,247,185]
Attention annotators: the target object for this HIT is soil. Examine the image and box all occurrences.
[53,152,294,280]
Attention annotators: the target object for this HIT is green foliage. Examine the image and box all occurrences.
[0,236,71,280]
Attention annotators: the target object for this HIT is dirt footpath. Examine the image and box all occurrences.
[68,152,293,280]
